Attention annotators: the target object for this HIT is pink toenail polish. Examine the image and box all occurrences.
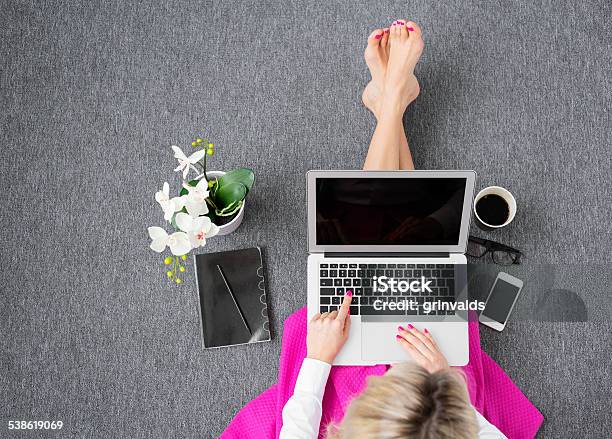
[375,34,382,39]
[384,29,390,33]
[407,26,415,31]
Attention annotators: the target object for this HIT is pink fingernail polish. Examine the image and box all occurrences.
[346,290,353,297]
[397,326,403,331]
[424,328,429,334]
[407,26,415,31]
[407,324,414,330]
[396,335,402,340]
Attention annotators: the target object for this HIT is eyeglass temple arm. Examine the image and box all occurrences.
[494,244,523,254]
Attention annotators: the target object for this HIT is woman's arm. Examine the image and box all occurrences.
[396,326,507,438]
[279,293,353,438]
[474,409,508,438]
[279,358,331,439]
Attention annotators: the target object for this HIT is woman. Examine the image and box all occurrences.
[279,20,507,438]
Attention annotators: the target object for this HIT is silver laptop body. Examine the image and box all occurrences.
[306,170,476,366]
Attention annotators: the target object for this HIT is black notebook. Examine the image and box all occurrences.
[194,247,270,348]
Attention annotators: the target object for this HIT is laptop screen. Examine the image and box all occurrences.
[315,177,467,246]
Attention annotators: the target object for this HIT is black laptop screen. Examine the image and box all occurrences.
[315,178,467,246]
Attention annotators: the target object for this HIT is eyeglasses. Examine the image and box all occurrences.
[467,236,523,266]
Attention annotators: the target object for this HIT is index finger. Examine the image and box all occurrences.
[336,291,353,321]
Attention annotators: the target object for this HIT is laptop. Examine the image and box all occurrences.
[306,170,476,366]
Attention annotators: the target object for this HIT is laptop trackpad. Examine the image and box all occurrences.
[361,322,410,363]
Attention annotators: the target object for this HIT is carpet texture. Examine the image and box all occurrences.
[1,0,611,438]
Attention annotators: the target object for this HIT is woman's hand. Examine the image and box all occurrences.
[396,324,449,373]
[306,292,353,364]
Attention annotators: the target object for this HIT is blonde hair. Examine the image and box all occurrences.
[326,363,478,439]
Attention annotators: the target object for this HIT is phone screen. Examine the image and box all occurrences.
[482,278,521,323]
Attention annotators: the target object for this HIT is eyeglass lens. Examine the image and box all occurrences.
[467,241,487,257]
[492,250,518,266]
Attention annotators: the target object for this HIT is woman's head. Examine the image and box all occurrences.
[326,363,477,439]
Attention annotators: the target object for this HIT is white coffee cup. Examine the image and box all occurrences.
[473,186,517,230]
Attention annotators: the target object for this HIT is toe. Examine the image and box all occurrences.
[405,20,422,39]
[367,28,384,45]
[398,20,408,39]
[381,28,390,50]
[405,20,424,53]
[390,20,400,38]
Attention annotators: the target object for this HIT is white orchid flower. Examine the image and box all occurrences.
[175,213,219,248]
[148,227,192,256]
[182,178,211,217]
[155,182,186,221]
[172,145,206,179]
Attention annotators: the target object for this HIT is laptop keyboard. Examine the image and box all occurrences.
[318,263,456,316]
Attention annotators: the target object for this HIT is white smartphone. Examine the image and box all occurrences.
[479,272,524,331]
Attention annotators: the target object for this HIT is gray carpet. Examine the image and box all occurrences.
[1,0,611,438]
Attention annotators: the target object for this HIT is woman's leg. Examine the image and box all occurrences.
[397,124,415,170]
[363,104,403,170]
[362,109,414,170]
[362,20,423,170]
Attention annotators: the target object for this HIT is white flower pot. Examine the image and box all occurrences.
[200,170,245,236]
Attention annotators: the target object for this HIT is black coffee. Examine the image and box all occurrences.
[476,194,509,226]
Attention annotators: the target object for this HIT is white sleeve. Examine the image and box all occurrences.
[474,408,508,438]
[279,358,332,439]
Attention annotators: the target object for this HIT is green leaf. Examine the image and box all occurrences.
[216,200,243,217]
[219,168,254,193]
[209,177,219,196]
[215,182,247,209]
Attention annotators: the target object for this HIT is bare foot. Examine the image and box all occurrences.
[362,27,389,119]
[381,19,424,116]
